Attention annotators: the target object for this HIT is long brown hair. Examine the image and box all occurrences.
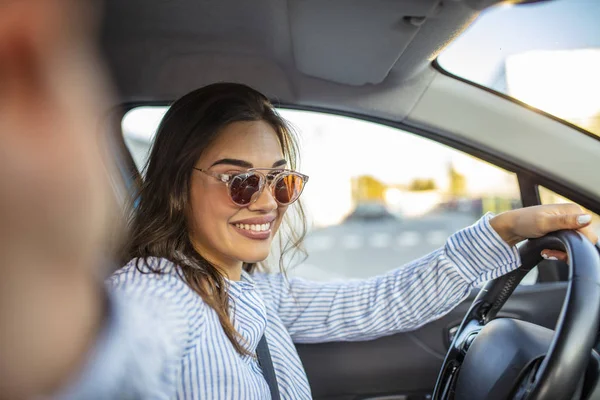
[123,83,307,355]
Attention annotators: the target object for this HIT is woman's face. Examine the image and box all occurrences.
[188,120,289,273]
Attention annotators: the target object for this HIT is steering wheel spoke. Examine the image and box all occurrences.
[433,317,483,400]
[512,357,544,400]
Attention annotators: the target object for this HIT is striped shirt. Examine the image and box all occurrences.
[59,213,520,399]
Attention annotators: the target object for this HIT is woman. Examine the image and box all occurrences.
[109,82,597,399]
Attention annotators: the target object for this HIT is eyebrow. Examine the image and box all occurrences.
[209,158,288,168]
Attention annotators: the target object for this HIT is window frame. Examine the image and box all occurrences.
[432,59,600,145]
[112,99,600,284]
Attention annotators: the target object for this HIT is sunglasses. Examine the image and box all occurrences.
[194,167,309,207]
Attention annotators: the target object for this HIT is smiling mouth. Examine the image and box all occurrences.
[233,222,272,232]
[230,221,273,240]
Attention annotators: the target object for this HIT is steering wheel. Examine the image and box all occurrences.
[432,230,600,400]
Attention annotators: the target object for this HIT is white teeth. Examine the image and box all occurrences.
[235,222,271,232]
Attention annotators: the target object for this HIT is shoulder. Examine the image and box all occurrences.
[249,270,285,286]
[110,257,181,287]
[110,257,186,293]
[107,258,209,363]
[108,257,207,317]
[249,271,290,302]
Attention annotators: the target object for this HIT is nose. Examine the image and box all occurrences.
[248,184,278,212]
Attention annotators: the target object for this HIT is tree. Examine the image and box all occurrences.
[352,175,386,203]
[448,163,467,197]
[408,178,437,191]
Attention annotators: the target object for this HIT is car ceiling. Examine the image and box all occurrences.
[102,0,600,204]
[100,0,523,120]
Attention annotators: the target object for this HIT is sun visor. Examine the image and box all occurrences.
[289,0,441,85]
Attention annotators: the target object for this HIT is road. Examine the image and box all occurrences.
[286,211,479,281]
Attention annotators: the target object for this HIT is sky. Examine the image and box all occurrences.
[439,0,600,88]
[438,0,600,134]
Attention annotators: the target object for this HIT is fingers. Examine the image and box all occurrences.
[541,250,568,262]
[540,204,598,245]
[540,226,598,262]
[536,204,598,263]
[577,225,599,246]
[543,206,592,232]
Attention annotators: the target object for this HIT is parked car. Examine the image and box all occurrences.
[343,202,399,223]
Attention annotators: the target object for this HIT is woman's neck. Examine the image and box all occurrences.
[204,255,243,281]
[219,264,243,281]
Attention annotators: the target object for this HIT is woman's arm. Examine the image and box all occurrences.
[258,214,520,343]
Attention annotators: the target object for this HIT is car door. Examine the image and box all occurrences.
[296,283,569,400]
[296,185,600,400]
[266,110,571,400]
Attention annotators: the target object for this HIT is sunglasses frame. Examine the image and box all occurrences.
[194,167,309,207]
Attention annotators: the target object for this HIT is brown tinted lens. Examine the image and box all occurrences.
[229,173,262,205]
[274,173,304,205]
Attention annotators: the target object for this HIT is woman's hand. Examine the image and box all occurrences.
[490,204,599,261]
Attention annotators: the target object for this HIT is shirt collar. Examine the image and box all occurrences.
[226,270,256,297]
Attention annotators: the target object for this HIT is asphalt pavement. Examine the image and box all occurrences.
[285,211,478,281]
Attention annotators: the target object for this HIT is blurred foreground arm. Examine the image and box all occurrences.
[0,0,124,398]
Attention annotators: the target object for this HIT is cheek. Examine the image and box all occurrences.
[189,183,236,234]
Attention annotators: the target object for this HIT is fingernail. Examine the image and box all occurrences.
[541,253,558,261]
[577,214,592,225]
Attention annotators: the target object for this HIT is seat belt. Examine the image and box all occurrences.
[256,334,281,400]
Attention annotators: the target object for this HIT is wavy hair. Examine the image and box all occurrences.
[123,83,307,355]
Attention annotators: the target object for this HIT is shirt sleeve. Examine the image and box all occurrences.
[54,259,206,399]
[257,213,521,343]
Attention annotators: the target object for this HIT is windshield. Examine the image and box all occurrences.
[437,0,600,137]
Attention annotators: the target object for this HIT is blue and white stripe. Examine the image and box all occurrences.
[62,213,520,399]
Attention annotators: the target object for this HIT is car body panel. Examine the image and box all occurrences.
[297,283,567,399]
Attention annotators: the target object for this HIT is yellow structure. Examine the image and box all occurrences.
[351,175,386,204]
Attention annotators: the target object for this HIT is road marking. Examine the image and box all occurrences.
[397,231,420,247]
[341,235,363,249]
[306,230,448,251]
[427,230,448,246]
[370,233,391,248]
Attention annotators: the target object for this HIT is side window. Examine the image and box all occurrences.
[539,187,600,238]
[122,108,526,282]
[122,107,168,172]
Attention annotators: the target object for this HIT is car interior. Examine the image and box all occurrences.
[100,0,600,398]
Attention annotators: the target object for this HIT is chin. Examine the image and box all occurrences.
[228,227,277,263]
[235,244,271,264]
[240,252,270,264]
